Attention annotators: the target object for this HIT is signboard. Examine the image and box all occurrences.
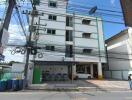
[120,0,132,27]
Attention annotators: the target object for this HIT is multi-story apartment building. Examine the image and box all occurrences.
[30,0,106,83]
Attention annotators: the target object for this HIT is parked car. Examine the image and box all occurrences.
[77,72,92,79]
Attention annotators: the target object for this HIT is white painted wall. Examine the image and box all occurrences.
[106,28,132,80]
[107,29,132,70]
[29,0,106,65]
[11,63,33,84]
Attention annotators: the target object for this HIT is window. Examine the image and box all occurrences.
[48,15,57,21]
[76,65,85,74]
[46,46,55,51]
[82,19,91,25]
[66,30,73,41]
[48,1,57,8]
[66,16,73,27]
[82,33,91,38]
[83,49,92,54]
[65,45,73,57]
[76,65,91,74]
[47,29,56,35]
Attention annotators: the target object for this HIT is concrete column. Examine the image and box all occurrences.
[90,64,93,78]
[85,65,87,74]
[98,62,103,79]
[71,64,76,81]
[72,64,76,75]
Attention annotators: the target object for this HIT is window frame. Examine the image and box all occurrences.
[82,19,91,25]
[66,16,73,27]
[65,45,73,57]
[47,29,56,35]
[45,45,55,51]
[48,14,57,21]
[83,49,92,54]
[82,33,91,38]
[48,0,57,8]
[66,30,73,41]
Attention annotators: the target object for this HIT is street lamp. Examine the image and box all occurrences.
[89,6,104,79]
[89,6,98,15]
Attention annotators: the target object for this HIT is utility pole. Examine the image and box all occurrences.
[0,0,16,53]
[23,6,36,88]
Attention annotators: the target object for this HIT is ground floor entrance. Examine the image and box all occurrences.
[76,63,98,79]
[32,62,103,84]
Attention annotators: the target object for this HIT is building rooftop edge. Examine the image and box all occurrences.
[105,28,128,43]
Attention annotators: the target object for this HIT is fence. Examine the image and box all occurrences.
[103,70,132,80]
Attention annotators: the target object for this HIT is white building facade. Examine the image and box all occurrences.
[30,0,106,83]
[105,28,132,80]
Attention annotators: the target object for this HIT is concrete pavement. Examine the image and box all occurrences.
[28,79,130,92]
[0,91,132,100]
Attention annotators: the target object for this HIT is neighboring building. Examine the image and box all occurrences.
[0,62,32,84]
[29,0,106,83]
[105,28,132,80]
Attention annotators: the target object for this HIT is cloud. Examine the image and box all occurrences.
[8,24,27,45]
[3,24,28,62]
[3,48,24,62]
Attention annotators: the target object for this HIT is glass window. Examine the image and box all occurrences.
[82,19,91,25]
[83,49,92,54]
[76,65,85,73]
[65,45,73,57]
[66,30,73,41]
[46,46,55,51]
[48,15,57,21]
[66,16,73,27]
[48,1,57,8]
[82,33,91,38]
[47,29,56,35]
[76,65,91,74]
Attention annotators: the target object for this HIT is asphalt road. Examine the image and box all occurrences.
[0,91,132,100]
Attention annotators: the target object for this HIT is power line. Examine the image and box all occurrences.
[7,44,132,61]
[38,1,123,15]
[15,6,27,39]
[33,10,125,25]
[68,2,122,13]
[69,0,122,11]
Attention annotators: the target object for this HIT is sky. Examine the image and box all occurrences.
[68,0,126,39]
[0,0,127,62]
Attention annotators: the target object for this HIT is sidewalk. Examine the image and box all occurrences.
[27,79,130,92]
[84,79,130,91]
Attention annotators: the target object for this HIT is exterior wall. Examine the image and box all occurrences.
[28,0,107,81]
[107,30,132,70]
[29,0,106,64]
[104,70,132,80]
[106,28,132,80]
[40,65,68,74]
[11,63,33,84]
